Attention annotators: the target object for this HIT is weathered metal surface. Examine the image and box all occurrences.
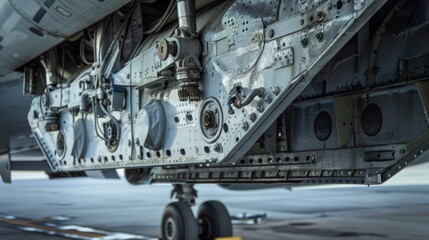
[22,0,429,186]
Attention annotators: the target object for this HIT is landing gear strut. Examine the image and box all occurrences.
[161,184,233,240]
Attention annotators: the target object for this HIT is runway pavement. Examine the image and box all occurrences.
[1,163,429,240]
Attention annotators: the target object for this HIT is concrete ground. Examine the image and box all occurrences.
[1,163,429,240]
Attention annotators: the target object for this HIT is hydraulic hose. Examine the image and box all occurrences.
[234,87,265,108]
[99,102,121,141]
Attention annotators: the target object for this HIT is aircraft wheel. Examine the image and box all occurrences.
[197,200,233,240]
[162,202,198,240]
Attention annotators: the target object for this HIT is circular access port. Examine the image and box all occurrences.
[361,103,383,137]
[56,131,66,159]
[199,97,223,143]
[314,111,332,141]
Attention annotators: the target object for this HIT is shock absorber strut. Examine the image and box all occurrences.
[156,0,202,101]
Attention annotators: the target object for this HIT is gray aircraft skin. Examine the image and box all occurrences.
[1,0,429,239]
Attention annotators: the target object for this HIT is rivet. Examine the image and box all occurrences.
[301,37,309,48]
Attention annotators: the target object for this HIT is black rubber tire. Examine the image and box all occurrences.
[161,202,198,240]
[197,200,233,240]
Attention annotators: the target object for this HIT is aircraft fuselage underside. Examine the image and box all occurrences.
[21,0,429,186]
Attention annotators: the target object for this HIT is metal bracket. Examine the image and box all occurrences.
[264,123,277,156]
[85,169,120,179]
[333,96,355,148]
[365,169,383,185]
[274,47,294,69]
[171,183,197,206]
[416,81,429,123]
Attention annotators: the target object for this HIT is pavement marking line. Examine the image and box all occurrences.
[0,217,106,238]
[0,214,159,240]
[215,237,243,240]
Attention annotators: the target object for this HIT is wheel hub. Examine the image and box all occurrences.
[165,218,176,240]
[199,217,213,239]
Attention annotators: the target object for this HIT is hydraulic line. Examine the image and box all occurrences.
[99,102,121,141]
[234,87,266,108]
[91,100,108,141]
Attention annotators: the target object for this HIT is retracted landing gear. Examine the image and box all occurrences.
[161,184,233,240]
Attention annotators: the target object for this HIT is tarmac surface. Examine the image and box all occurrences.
[1,163,429,240]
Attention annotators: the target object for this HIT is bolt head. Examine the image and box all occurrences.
[203,110,215,128]
[213,144,221,153]
[249,113,257,122]
[272,87,280,95]
[301,37,308,48]
[268,29,274,38]
[316,32,324,42]
[317,11,325,21]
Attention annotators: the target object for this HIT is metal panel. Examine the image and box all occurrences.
[0,0,131,75]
